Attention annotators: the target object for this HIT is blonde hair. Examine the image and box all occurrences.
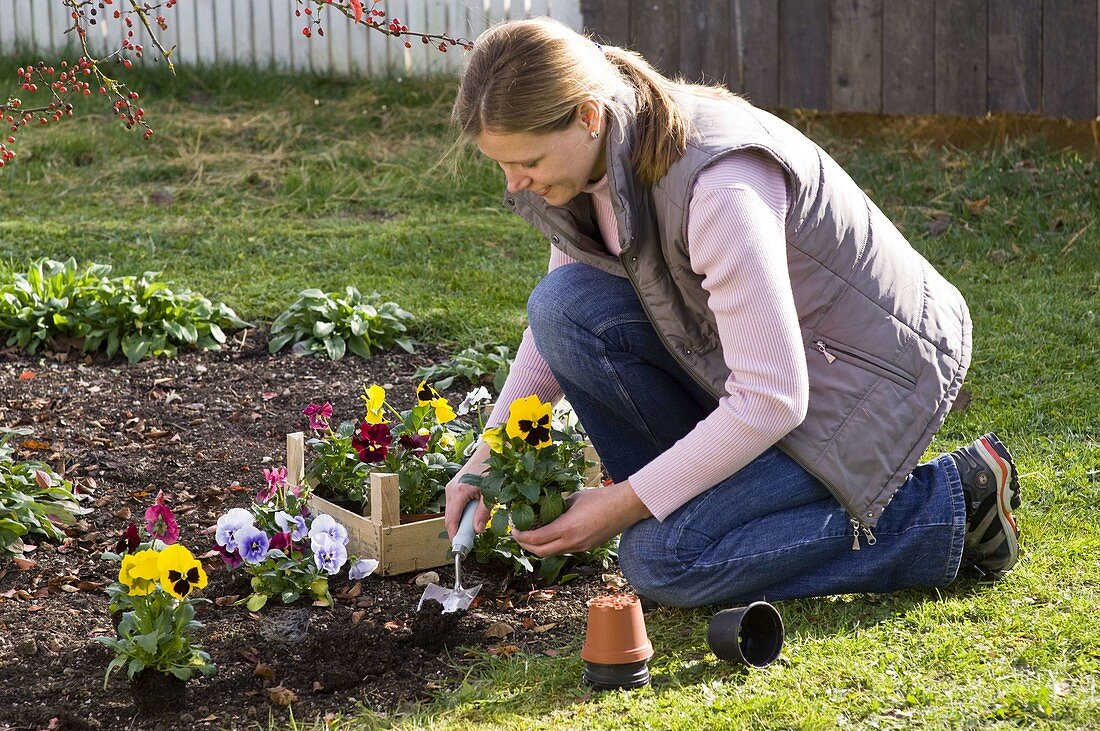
[452,17,735,187]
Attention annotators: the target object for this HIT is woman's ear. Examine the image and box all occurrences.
[577,100,602,135]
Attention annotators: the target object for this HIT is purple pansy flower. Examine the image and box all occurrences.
[275,510,308,542]
[311,533,348,575]
[236,526,270,564]
[308,513,348,546]
[215,508,254,552]
[348,558,379,580]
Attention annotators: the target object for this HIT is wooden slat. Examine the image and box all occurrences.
[1043,0,1099,119]
[551,0,584,31]
[580,0,632,48]
[328,3,353,76]
[830,0,883,113]
[426,0,448,76]
[173,0,197,66]
[194,0,216,68]
[988,0,1042,114]
[681,0,728,84]
[370,473,402,528]
[530,0,551,19]
[882,0,933,114]
[348,3,371,76]
[270,0,295,72]
[0,0,15,56]
[632,0,680,77]
[779,0,828,109]
[465,0,489,43]
[287,433,306,486]
[934,0,987,116]
[733,0,780,105]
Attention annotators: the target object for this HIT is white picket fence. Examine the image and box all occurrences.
[0,0,583,76]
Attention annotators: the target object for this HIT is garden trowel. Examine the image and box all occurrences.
[417,500,483,613]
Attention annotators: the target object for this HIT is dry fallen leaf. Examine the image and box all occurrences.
[544,649,561,657]
[253,663,276,682]
[12,557,36,571]
[485,621,515,639]
[384,620,405,631]
[268,685,298,707]
[602,573,629,589]
[113,507,132,521]
[351,609,366,625]
[18,370,36,380]
[488,644,520,657]
[533,623,558,634]
[964,197,989,214]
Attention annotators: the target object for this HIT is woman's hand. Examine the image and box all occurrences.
[444,440,493,541]
[511,481,651,556]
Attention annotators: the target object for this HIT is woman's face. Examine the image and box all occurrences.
[475,102,605,208]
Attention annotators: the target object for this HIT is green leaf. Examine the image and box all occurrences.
[245,593,268,612]
[539,491,566,524]
[510,503,535,531]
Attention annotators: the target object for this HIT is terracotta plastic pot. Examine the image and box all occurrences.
[580,594,654,690]
[706,601,784,667]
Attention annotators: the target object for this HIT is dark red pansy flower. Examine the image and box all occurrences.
[399,433,430,455]
[114,522,140,554]
[352,421,391,462]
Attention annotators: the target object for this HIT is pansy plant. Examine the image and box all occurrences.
[211,466,377,612]
[302,381,476,516]
[462,395,592,581]
[97,494,215,687]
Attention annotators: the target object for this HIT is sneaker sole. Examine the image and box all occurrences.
[971,435,1020,576]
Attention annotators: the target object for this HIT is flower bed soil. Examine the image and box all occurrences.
[0,333,622,731]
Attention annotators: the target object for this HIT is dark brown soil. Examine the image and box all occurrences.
[0,332,621,731]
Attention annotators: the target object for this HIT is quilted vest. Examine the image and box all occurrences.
[503,91,971,529]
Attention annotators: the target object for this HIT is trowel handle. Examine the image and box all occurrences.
[452,499,479,558]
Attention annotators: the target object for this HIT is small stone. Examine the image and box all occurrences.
[414,571,440,587]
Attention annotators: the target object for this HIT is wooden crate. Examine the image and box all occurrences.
[286,432,604,577]
[286,432,451,576]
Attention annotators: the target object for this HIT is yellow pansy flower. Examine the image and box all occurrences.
[158,544,208,600]
[361,384,387,425]
[506,395,553,448]
[119,549,161,596]
[438,431,456,450]
[481,426,504,453]
[416,380,441,405]
[431,397,456,424]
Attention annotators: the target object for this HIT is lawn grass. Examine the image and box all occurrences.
[2,60,1098,729]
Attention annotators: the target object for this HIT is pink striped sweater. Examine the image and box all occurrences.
[486,151,808,521]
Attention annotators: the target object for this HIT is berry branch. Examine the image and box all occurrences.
[0,0,471,170]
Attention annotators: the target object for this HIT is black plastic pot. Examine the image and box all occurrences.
[706,601,784,667]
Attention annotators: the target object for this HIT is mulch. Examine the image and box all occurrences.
[0,332,621,731]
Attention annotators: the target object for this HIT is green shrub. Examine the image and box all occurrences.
[0,258,250,362]
[269,286,414,360]
[413,342,513,391]
[0,428,92,562]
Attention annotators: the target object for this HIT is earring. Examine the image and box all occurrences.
[590,130,600,139]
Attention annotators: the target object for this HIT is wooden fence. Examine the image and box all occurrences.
[581,0,1100,120]
[3,1,1098,119]
[0,0,582,77]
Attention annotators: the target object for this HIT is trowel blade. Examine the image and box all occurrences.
[417,581,483,613]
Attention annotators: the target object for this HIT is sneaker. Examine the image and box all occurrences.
[951,433,1021,578]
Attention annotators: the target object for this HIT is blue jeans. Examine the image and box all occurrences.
[527,263,966,607]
